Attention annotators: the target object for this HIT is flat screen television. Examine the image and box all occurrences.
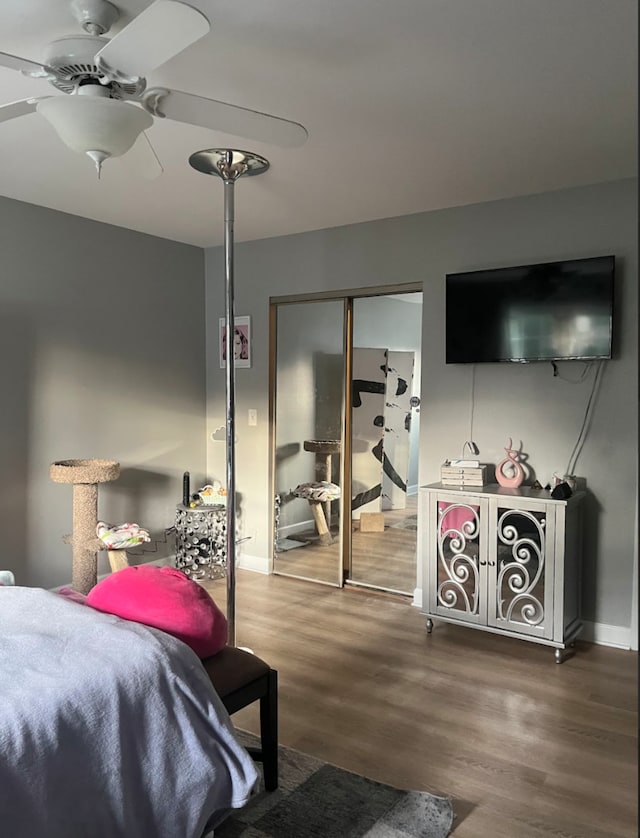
[445,255,615,364]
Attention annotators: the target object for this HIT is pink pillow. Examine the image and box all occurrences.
[86,565,227,658]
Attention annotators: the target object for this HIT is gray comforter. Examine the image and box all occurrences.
[0,586,258,838]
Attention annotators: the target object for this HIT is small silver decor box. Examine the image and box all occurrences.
[440,459,488,486]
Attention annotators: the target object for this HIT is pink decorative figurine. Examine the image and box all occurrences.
[495,438,525,488]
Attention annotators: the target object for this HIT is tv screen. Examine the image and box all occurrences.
[445,255,614,364]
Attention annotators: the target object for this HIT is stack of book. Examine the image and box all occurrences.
[440,459,488,487]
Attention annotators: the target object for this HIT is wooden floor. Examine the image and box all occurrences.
[203,570,638,838]
[274,496,418,594]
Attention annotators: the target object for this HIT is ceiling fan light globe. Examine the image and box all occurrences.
[37,97,152,159]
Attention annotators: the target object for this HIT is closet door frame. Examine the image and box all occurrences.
[269,282,422,583]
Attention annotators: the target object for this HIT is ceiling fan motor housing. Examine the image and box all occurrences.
[45,35,144,97]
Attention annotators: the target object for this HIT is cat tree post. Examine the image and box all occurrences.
[50,459,120,594]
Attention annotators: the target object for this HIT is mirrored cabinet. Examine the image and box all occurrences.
[420,483,584,662]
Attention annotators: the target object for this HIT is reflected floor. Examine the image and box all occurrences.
[274,496,417,594]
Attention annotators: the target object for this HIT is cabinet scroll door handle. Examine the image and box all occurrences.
[479,560,487,566]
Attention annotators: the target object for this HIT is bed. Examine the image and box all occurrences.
[0,586,258,838]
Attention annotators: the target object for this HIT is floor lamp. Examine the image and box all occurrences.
[189,149,269,647]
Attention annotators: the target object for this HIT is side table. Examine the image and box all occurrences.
[175,504,227,580]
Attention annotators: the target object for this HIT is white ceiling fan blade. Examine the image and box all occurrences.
[150,89,309,148]
[95,1,210,83]
[123,131,164,180]
[0,97,48,124]
[0,50,55,78]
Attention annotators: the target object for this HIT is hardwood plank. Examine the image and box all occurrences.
[275,496,418,593]
[203,571,638,838]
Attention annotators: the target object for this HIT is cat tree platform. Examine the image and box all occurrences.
[50,458,120,594]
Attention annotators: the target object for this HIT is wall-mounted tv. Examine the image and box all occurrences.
[445,255,614,364]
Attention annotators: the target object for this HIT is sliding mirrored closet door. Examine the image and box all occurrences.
[271,289,422,595]
[272,299,346,586]
[347,293,422,596]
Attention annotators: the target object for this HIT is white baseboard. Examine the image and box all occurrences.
[237,553,270,574]
[407,484,419,496]
[410,588,632,650]
[580,620,632,650]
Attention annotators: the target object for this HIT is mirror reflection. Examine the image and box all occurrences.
[348,293,422,595]
[273,300,345,585]
[272,291,422,596]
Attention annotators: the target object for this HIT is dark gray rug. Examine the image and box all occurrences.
[216,733,453,837]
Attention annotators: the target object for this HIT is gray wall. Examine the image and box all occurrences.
[205,178,637,632]
[1,197,207,589]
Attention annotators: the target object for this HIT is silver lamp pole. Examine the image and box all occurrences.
[188,149,269,647]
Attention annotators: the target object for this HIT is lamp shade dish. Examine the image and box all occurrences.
[37,96,153,159]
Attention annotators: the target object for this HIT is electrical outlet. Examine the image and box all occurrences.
[248,409,257,426]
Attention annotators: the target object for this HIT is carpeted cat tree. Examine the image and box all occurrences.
[50,458,120,594]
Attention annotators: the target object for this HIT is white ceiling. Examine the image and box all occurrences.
[0,0,637,247]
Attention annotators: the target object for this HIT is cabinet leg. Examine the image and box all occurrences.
[426,618,434,634]
[555,645,576,664]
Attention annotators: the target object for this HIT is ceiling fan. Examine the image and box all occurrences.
[0,0,308,176]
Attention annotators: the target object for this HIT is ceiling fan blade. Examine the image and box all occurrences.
[0,50,55,78]
[148,88,309,148]
[95,1,210,83]
[0,97,48,124]
[123,131,164,180]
